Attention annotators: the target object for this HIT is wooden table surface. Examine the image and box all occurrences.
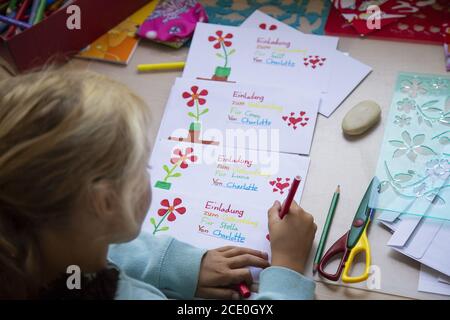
[1,15,449,301]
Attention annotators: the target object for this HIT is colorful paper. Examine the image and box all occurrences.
[202,0,331,35]
[374,72,450,221]
[77,1,158,65]
[183,22,336,94]
[137,0,208,48]
[331,0,436,37]
[326,1,449,45]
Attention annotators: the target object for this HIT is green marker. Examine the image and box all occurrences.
[313,185,340,274]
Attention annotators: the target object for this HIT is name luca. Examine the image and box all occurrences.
[177,304,274,317]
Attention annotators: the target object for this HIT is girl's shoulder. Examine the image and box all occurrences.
[115,271,167,300]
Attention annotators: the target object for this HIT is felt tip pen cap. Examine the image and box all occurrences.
[237,282,251,298]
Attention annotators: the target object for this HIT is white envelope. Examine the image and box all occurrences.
[418,265,450,296]
[389,218,450,276]
[240,10,372,117]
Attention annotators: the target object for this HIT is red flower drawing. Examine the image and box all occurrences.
[208,30,233,49]
[158,198,186,222]
[182,86,208,107]
[170,147,197,169]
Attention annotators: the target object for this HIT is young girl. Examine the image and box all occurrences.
[0,69,317,300]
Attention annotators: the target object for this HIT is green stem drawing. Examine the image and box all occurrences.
[222,43,228,68]
[152,209,171,235]
[187,99,208,122]
[195,100,200,122]
[163,159,183,182]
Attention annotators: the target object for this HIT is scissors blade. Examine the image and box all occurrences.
[346,177,378,248]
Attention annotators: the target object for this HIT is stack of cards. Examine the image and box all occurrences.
[184,10,372,117]
[143,11,371,265]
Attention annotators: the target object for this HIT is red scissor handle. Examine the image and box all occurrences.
[317,231,351,281]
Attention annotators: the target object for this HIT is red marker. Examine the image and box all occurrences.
[279,176,302,219]
[238,176,302,298]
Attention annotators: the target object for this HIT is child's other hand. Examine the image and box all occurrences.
[196,246,270,299]
[268,200,317,275]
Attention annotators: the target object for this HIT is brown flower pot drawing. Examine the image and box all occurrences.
[212,66,232,81]
[169,122,219,145]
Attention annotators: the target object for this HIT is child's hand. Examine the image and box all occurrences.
[196,246,270,299]
[268,200,317,275]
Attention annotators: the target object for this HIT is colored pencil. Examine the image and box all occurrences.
[33,0,46,25]
[312,185,340,274]
[4,0,30,38]
[28,0,39,24]
[137,62,185,72]
[0,13,31,29]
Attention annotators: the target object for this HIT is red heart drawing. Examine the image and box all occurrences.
[259,23,267,30]
[266,234,270,241]
[289,117,302,126]
[282,111,309,130]
[303,55,326,69]
[270,178,291,194]
[276,182,290,194]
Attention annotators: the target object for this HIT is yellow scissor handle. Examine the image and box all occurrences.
[342,223,371,283]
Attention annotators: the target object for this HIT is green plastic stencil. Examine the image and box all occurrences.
[374,72,450,221]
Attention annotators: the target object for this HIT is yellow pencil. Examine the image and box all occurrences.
[137,62,185,72]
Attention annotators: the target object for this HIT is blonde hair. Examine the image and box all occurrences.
[0,69,151,298]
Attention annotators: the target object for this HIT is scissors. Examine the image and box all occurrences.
[318,178,377,283]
